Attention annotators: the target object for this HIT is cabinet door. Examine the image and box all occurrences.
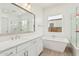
[36,38,43,55]
[28,44,37,56]
[28,38,43,56]
[17,50,28,56]
[0,48,16,56]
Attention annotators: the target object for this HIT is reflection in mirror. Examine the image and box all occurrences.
[48,15,63,32]
[0,3,35,35]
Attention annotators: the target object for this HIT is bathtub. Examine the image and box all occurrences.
[43,37,69,52]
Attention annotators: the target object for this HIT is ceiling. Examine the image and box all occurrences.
[31,3,79,8]
[16,3,79,9]
[31,3,64,8]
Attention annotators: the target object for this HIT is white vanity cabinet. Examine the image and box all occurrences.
[28,43,37,56]
[28,38,39,56]
[0,37,43,56]
[17,38,43,56]
[16,41,29,56]
[36,38,43,55]
[28,38,43,56]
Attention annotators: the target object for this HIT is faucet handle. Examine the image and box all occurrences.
[11,35,21,40]
[11,37,14,40]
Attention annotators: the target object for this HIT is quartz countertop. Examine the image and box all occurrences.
[0,33,42,52]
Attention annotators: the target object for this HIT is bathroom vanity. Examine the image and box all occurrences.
[0,3,43,56]
[0,34,43,56]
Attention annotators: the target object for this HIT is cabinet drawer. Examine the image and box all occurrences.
[17,42,29,52]
[17,39,38,52]
[0,48,16,56]
[17,49,28,56]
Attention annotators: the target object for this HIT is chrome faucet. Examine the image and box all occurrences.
[11,35,20,40]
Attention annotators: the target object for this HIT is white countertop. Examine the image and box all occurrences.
[0,33,42,52]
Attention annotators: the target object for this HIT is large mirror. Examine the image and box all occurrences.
[0,3,35,35]
[48,15,63,32]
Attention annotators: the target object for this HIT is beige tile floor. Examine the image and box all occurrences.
[40,47,72,56]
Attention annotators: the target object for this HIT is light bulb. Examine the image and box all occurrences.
[23,3,28,7]
[27,4,31,10]
[17,3,32,11]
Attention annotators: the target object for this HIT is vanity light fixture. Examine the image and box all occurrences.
[16,3,32,11]
[22,3,32,11]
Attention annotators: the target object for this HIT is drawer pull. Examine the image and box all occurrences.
[24,51,28,56]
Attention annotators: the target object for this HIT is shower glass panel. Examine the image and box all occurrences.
[71,7,76,47]
[71,7,79,47]
[76,8,79,47]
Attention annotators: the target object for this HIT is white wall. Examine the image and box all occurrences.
[43,3,79,40]
[31,5,44,35]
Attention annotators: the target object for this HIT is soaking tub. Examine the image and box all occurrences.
[43,37,69,52]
